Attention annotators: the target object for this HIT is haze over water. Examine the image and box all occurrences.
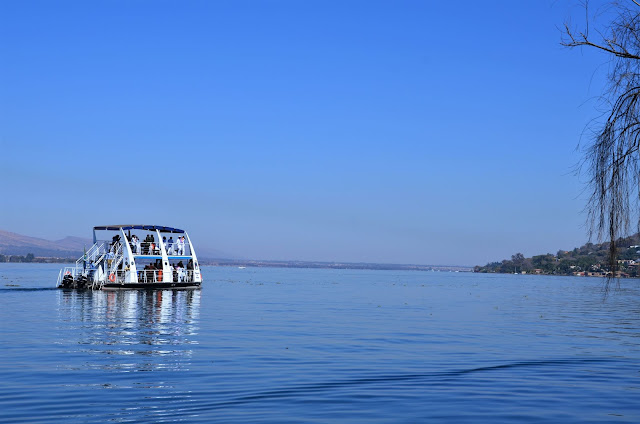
[1,263,639,423]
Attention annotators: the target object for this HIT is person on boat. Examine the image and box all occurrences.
[177,262,185,282]
[141,264,148,282]
[111,234,121,252]
[144,234,155,254]
[87,261,96,281]
[131,235,140,254]
[146,263,156,282]
[166,237,174,254]
[142,235,150,254]
[176,236,185,255]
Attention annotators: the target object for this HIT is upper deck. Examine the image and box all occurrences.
[94,225,185,233]
[93,225,195,259]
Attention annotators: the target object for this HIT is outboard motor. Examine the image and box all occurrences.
[75,275,89,289]
[59,274,74,289]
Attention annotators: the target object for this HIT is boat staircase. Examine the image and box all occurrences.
[57,242,108,287]
[56,241,131,289]
[91,243,124,289]
[78,242,107,269]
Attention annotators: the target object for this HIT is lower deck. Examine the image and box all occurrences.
[101,281,201,290]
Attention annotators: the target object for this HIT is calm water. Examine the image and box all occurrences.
[1,264,639,423]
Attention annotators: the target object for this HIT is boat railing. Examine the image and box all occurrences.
[75,242,107,269]
[58,266,80,286]
[132,269,196,283]
[108,243,124,275]
[183,269,196,282]
[100,270,126,286]
[129,242,192,256]
[164,243,191,256]
[136,269,162,283]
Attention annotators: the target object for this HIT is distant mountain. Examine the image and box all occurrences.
[0,229,91,257]
[54,236,90,252]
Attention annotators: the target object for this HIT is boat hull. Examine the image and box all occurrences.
[101,282,201,290]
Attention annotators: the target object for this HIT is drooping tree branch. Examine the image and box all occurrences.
[563,1,640,290]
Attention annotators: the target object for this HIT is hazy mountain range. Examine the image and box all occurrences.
[0,229,91,257]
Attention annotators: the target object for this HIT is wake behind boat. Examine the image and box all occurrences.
[57,225,202,290]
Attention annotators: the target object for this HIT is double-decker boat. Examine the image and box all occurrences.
[57,225,202,290]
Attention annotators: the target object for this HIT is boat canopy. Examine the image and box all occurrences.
[93,225,185,234]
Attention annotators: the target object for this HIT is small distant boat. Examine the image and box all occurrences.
[57,225,203,290]
[238,266,246,269]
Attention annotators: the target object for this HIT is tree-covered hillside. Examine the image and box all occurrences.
[474,235,640,277]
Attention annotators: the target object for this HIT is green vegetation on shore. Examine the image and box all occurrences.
[0,254,74,263]
[474,235,640,277]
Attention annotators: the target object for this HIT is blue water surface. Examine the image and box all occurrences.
[0,263,639,423]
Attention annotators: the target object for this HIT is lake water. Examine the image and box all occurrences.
[1,263,639,423]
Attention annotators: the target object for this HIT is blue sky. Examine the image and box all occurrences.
[0,1,613,265]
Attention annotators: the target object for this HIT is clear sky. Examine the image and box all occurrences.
[0,1,614,265]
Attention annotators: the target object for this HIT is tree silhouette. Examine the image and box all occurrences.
[563,0,640,288]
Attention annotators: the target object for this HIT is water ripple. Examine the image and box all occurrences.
[188,358,613,411]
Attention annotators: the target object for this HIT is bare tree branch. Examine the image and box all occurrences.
[563,1,640,292]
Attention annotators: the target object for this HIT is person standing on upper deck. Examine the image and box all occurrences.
[177,236,185,255]
[131,235,139,254]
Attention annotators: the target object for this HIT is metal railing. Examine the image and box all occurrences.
[97,269,197,285]
[58,266,200,288]
[58,266,99,288]
[61,266,80,280]
[107,243,123,275]
[164,243,191,256]
[76,242,107,269]
[135,269,197,283]
[131,242,192,256]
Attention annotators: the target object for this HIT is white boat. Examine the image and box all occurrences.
[57,225,203,290]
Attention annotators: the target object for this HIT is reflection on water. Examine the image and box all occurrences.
[4,267,640,423]
[57,290,200,372]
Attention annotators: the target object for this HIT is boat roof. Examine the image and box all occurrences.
[93,225,185,234]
